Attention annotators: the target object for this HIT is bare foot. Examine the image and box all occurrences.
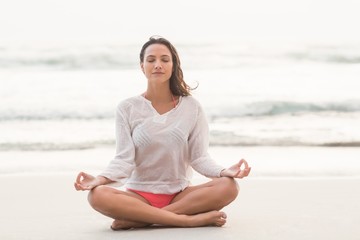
[111,219,151,230]
[186,211,227,227]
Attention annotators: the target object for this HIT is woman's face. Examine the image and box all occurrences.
[141,43,173,84]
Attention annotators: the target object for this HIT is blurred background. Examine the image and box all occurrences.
[1,0,359,176]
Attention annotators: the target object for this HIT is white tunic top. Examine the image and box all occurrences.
[100,95,225,194]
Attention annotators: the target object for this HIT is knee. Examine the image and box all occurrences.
[215,177,239,202]
[87,185,110,210]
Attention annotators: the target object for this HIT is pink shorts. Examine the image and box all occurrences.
[127,188,178,208]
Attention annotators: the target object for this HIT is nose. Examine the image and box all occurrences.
[154,60,162,69]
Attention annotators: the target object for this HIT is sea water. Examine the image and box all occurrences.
[1,40,360,151]
[1,40,360,177]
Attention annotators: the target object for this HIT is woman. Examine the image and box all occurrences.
[74,36,251,230]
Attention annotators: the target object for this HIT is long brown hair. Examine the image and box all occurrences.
[140,36,195,96]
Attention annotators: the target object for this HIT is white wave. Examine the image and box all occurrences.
[1,42,360,70]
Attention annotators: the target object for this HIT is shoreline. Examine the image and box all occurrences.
[1,146,360,178]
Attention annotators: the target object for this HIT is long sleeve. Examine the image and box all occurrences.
[98,95,225,194]
[100,103,135,184]
[188,104,225,178]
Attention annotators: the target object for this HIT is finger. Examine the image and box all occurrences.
[241,166,251,177]
[76,172,85,184]
[243,159,249,168]
[242,167,251,177]
[247,167,252,175]
[236,170,246,178]
[238,159,244,169]
[223,169,238,178]
[82,184,93,191]
[74,182,83,191]
[79,184,90,191]
[233,169,241,177]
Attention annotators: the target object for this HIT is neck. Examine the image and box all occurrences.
[144,85,177,109]
[145,84,173,103]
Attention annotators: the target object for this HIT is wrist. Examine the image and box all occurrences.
[96,175,109,185]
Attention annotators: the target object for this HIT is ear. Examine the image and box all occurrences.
[140,63,145,73]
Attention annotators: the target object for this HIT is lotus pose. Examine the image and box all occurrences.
[74,36,251,230]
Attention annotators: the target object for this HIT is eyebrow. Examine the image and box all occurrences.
[146,55,171,58]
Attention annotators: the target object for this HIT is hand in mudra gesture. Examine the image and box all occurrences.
[74,172,102,191]
[221,159,251,179]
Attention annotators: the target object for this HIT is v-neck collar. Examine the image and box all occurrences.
[141,95,182,116]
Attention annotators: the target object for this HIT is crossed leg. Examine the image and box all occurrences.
[88,177,239,230]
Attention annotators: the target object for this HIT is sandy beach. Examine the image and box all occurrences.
[1,165,359,239]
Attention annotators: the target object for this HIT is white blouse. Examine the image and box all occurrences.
[100,95,225,194]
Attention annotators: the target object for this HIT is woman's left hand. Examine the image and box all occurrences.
[221,159,251,178]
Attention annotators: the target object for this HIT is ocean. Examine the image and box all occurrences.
[1,40,360,152]
[0,41,360,178]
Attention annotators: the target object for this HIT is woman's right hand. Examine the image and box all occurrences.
[74,172,102,191]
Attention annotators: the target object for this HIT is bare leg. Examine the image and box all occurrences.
[88,185,228,229]
[110,190,152,230]
[165,177,239,214]
[106,177,238,229]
